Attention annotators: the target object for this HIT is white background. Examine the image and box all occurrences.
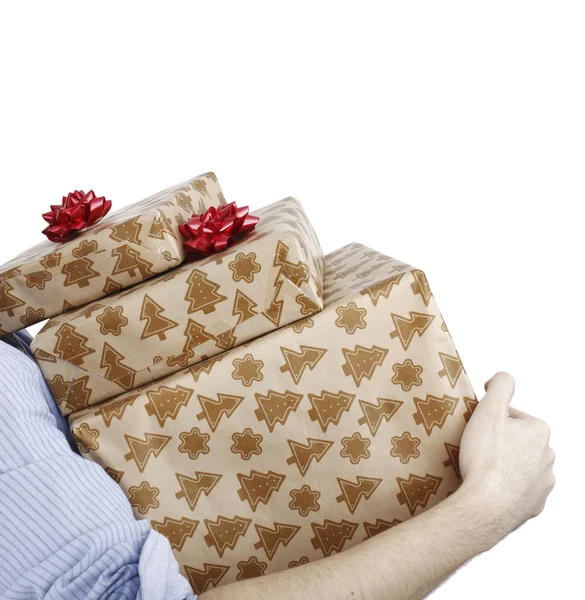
[0,2,582,598]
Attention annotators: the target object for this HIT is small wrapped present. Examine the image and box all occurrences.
[68,242,475,594]
[0,172,225,334]
[32,197,323,414]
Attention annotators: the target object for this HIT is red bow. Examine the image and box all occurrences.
[179,202,259,256]
[42,190,112,243]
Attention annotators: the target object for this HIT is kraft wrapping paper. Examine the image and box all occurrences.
[32,197,324,414]
[0,172,225,334]
[68,242,475,594]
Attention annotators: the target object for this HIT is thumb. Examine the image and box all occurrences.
[477,371,515,421]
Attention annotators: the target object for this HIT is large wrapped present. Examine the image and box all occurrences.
[0,172,225,334]
[69,242,475,594]
[33,197,323,414]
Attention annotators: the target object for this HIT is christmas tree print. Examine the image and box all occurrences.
[253,522,301,560]
[124,432,172,472]
[184,269,227,315]
[100,343,137,390]
[62,300,75,313]
[33,348,57,363]
[233,289,259,325]
[184,563,230,595]
[443,443,461,478]
[172,191,192,214]
[94,393,140,427]
[57,375,92,413]
[196,393,245,432]
[167,319,217,368]
[438,352,464,388]
[204,515,252,558]
[53,323,95,365]
[358,397,403,436]
[214,326,237,351]
[237,470,286,511]
[286,437,334,476]
[412,394,459,436]
[310,519,359,557]
[389,311,435,350]
[72,240,99,258]
[148,209,177,239]
[151,516,199,551]
[279,345,327,384]
[237,557,267,581]
[140,295,179,341]
[335,476,383,514]
[24,269,51,289]
[396,473,443,516]
[144,384,193,426]
[102,277,123,295]
[263,241,310,327]
[188,354,224,383]
[308,390,356,433]
[341,345,388,387]
[176,471,222,510]
[40,251,62,269]
[104,467,124,484]
[0,280,25,317]
[363,518,402,540]
[262,280,284,326]
[61,257,100,288]
[109,217,143,243]
[254,390,304,432]
[463,396,478,422]
[111,246,154,279]
[359,273,403,306]
[410,270,432,306]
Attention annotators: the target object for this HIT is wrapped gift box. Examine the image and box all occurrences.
[0,172,225,334]
[68,242,475,594]
[32,197,324,414]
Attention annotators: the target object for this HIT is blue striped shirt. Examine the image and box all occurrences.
[0,337,196,600]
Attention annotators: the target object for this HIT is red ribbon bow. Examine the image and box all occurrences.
[42,190,112,243]
[179,202,259,256]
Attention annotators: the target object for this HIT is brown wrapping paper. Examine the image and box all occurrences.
[32,197,324,414]
[69,242,475,594]
[0,172,225,334]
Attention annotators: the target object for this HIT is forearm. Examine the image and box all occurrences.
[201,483,508,600]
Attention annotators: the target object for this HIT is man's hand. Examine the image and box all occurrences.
[202,373,555,600]
[460,372,555,533]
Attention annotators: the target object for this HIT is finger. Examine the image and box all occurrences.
[509,407,537,421]
[477,372,515,420]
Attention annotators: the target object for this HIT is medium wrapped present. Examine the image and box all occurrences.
[68,242,475,594]
[32,197,323,414]
[0,172,225,334]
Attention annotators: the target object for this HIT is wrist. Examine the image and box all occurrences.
[451,480,518,551]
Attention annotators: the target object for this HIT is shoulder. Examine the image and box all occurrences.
[0,338,38,381]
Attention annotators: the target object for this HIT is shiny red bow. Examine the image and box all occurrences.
[42,190,112,243]
[179,202,259,256]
